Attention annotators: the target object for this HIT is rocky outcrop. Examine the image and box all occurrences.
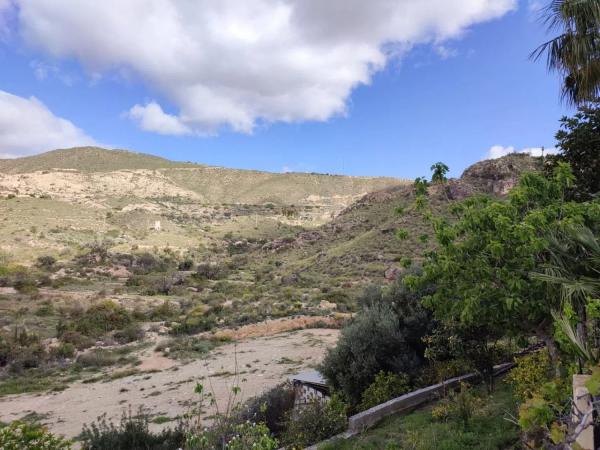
[460,153,541,196]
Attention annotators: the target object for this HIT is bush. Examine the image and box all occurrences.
[238,383,296,436]
[321,299,429,406]
[0,329,47,373]
[358,371,410,412]
[51,342,76,359]
[195,262,228,280]
[80,408,184,450]
[185,421,278,450]
[0,421,72,449]
[506,350,552,402]
[282,394,347,448]
[36,255,56,269]
[75,301,133,337]
[59,330,94,350]
[76,349,128,368]
[113,324,145,344]
[155,336,219,360]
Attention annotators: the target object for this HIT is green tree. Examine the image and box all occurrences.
[430,162,449,184]
[420,163,600,375]
[550,105,600,200]
[532,225,600,368]
[532,0,600,104]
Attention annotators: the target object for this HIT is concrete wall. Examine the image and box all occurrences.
[296,362,514,450]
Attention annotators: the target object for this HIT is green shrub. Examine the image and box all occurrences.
[58,330,94,350]
[113,324,145,344]
[0,421,71,449]
[0,329,48,373]
[238,382,296,436]
[358,371,410,411]
[321,298,429,406]
[51,342,76,359]
[282,394,347,448]
[195,262,228,280]
[76,349,132,368]
[75,301,133,337]
[36,255,56,269]
[506,350,552,402]
[80,408,184,450]
[185,421,278,450]
[155,336,219,360]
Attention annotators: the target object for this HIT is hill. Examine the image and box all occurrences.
[0,147,197,173]
[0,147,406,206]
[249,153,542,294]
[0,147,408,262]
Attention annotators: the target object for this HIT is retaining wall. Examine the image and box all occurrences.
[298,362,514,450]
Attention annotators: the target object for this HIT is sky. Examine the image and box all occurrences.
[0,0,571,179]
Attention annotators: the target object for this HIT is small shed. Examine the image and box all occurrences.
[289,369,330,408]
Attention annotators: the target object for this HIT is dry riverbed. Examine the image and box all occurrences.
[0,328,339,439]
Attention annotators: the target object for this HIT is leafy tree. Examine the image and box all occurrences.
[532,0,600,104]
[550,105,600,200]
[420,163,600,375]
[430,162,449,184]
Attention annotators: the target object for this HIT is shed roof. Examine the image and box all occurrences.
[289,369,328,388]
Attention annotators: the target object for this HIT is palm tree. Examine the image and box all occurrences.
[532,225,600,368]
[532,0,600,105]
[430,162,449,184]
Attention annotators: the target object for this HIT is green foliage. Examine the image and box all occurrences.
[238,383,296,436]
[413,177,429,196]
[80,408,185,450]
[155,336,220,360]
[550,106,600,200]
[323,274,433,405]
[0,421,72,450]
[321,381,518,450]
[430,162,449,184]
[282,394,347,448]
[506,350,552,402]
[36,255,56,269]
[516,378,571,444]
[71,301,133,337]
[0,328,47,373]
[532,1,600,104]
[423,164,600,362]
[358,371,410,411]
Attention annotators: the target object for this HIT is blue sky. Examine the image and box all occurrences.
[0,0,570,179]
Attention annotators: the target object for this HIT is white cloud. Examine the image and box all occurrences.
[9,0,516,135]
[486,145,559,160]
[0,90,96,157]
[127,102,191,136]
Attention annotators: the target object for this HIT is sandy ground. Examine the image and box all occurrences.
[0,328,339,439]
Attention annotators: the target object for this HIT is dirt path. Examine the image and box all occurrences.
[0,328,339,440]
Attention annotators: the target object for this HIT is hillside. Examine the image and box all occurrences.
[0,147,407,262]
[0,147,405,205]
[0,147,197,173]
[250,153,542,293]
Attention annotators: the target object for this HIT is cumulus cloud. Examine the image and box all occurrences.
[127,102,191,136]
[10,0,516,135]
[0,90,96,158]
[486,145,559,160]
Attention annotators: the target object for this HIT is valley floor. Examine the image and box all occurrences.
[0,327,339,440]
